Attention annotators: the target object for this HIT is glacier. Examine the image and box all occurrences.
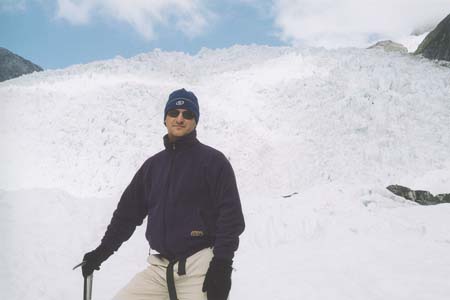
[1,45,449,300]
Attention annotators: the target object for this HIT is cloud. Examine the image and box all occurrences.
[55,0,212,40]
[56,0,93,24]
[0,0,27,12]
[272,0,450,48]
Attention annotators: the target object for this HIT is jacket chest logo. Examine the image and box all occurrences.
[190,230,204,237]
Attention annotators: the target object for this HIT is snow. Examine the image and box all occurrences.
[1,45,450,300]
[396,32,429,53]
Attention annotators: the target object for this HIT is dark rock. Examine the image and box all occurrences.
[436,193,450,203]
[282,192,298,198]
[415,13,450,61]
[387,184,450,205]
[413,190,436,205]
[386,185,415,200]
[368,40,408,53]
[0,47,43,82]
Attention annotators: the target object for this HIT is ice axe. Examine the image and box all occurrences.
[73,261,93,300]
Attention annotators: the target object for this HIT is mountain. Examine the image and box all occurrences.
[415,13,450,61]
[0,47,43,82]
[1,45,450,300]
[367,40,408,53]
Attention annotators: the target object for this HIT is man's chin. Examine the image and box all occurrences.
[173,130,186,135]
[171,131,187,138]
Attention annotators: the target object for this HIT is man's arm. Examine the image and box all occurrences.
[202,155,245,300]
[81,161,149,277]
[212,156,245,260]
[100,162,149,252]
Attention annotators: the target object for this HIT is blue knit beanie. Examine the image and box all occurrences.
[164,88,200,124]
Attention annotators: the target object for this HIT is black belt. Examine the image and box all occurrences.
[166,257,187,300]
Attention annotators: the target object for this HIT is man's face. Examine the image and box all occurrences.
[165,108,196,140]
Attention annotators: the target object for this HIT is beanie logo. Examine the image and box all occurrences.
[190,230,204,237]
[176,100,185,105]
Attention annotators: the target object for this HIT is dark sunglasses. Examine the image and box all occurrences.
[167,109,195,120]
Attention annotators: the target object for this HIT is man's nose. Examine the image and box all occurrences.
[176,114,184,122]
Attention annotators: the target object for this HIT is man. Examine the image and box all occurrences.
[81,88,245,300]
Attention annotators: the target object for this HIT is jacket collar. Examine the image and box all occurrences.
[163,130,199,151]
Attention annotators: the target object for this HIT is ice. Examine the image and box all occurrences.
[1,45,449,300]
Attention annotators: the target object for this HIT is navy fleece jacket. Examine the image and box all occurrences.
[100,130,245,260]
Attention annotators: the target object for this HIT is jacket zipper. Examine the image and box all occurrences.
[162,143,176,258]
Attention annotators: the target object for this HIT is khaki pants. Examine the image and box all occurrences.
[113,248,213,300]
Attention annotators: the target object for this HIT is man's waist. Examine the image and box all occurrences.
[152,240,212,261]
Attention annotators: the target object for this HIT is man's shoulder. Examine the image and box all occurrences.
[140,149,166,168]
[197,142,226,157]
[150,148,167,159]
[197,142,231,166]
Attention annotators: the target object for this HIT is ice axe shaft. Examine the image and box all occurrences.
[73,261,93,300]
[84,274,93,300]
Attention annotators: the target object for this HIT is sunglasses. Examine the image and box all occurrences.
[167,109,195,120]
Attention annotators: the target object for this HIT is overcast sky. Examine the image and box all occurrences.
[1,0,449,69]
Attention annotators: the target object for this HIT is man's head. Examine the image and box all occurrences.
[164,88,199,140]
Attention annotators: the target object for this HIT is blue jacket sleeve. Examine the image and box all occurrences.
[211,156,245,260]
[100,161,149,254]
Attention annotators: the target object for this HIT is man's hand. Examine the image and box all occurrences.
[81,245,112,278]
[202,257,233,300]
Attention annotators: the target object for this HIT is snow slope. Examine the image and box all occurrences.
[1,45,449,300]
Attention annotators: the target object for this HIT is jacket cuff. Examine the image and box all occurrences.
[211,256,233,266]
[95,244,115,263]
[212,247,235,261]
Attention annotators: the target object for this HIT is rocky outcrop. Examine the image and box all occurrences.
[368,40,408,53]
[0,47,43,82]
[415,13,450,61]
[387,185,450,205]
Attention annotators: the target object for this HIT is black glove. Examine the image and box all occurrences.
[202,257,233,300]
[81,245,113,278]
